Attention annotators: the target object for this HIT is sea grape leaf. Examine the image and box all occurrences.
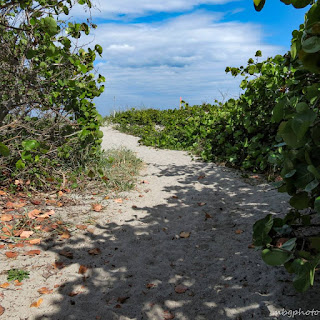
[262,248,293,266]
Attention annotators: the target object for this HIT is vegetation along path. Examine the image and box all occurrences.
[1,126,319,320]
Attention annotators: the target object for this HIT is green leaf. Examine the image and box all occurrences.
[305,179,319,192]
[289,192,310,210]
[296,102,309,113]
[261,248,293,266]
[22,140,40,151]
[307,165,320,179]
[291,256,320,292]
[272,100,285,123]
[253,0,266,11]
[279,120,300,147]
[40,17,58,36]
[314,196,320,213]
[15,160,25,169]
[294,164,314,189]
[285,169,296,178]
[291,0,313,9]
[26,49,36,59]
[95,44,103,56]
[253,214,273,246]
[0,142,10,157]
[302,35,320,53]
[281,237,297,251]
[291,109,316,139]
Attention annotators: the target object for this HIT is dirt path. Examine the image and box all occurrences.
[1,126,319,320]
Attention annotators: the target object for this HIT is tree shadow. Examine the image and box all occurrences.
[35,163,319,320]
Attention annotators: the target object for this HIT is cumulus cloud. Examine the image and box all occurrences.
[83,11,283,114]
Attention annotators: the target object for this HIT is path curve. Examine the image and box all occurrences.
[98,126,319,320]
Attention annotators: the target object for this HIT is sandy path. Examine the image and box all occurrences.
[1,126,319,320]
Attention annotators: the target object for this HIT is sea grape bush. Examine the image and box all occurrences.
[252,0,320,292]
[0,0,105,189]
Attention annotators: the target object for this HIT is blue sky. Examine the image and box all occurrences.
[72,0,308,115]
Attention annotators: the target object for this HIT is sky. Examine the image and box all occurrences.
[70,0,309,115]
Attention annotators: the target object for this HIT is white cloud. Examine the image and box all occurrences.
[72,0,238,19]
[61,4,287,115]
[85,11,284,114]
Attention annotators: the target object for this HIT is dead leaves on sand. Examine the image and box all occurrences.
[38,287,53,295]
[30,298,43,308]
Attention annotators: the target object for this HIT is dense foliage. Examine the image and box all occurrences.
[0,0,105,190]
[252,0,320,292]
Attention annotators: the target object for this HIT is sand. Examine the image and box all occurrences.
[0,126,319,320]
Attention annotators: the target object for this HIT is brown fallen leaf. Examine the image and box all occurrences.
[8,244,15,249]
[29,238,41,245]
[45,199,56,205]
[132,205,137,209]
[78,265,88,275]
[235,229,244,234]
[0,283,9,289]
[92,203,103,212]
[53,261,65,269]
[60,230,71,239]
[28,209,41,219]
[198,175,205,180]
[38,287,53,295]
[20,230,34,239]
[5,251,18,258]
[174,284,188,294]
[117,296,130,304]
[248,244,255,249]
[76,225,87,230]
[88,248,101,255]
[31,199,42,205]
[15,243,24,248]
[0,245,5,250]
[59,250,73,259]
[0,214,13,222]
[205,212,212,220]
[171,195,178,199]
[26,250,41,256]
[6,201,27,209]
[179,232,190,238]
[197,202,206,207]
[30,298,43,308]
[0,305,4,316]
[114,198,123,204]
[0,190,6,196]
[146,283,155,289]
[68,291,79,297]
[163,310,175,320]
[14,280,23,286]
